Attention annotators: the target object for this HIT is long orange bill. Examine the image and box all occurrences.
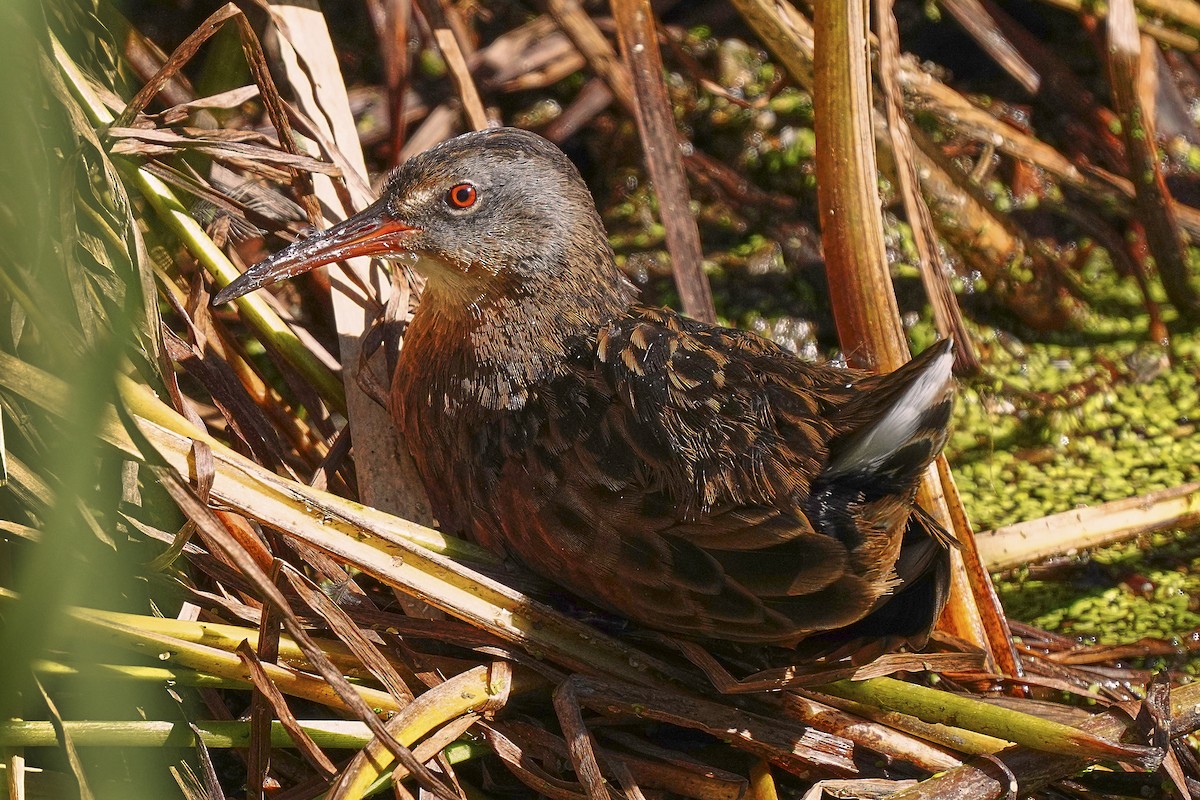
[212,199,418,305]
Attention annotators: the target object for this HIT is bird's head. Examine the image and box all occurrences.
[213,127,630,314]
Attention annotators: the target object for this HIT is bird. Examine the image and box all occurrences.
[215,127,957,654]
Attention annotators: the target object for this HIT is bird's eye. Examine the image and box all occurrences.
[446,183,478,209]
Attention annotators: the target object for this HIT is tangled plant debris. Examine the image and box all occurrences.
[2,0,1200,798]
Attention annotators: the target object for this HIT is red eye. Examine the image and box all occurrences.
[447,183,477,209]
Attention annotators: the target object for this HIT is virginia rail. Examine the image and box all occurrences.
[215,127,956,652]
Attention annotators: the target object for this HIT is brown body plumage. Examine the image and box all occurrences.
[216,127,956,651]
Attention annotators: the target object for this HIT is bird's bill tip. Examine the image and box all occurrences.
[211,207,417,306]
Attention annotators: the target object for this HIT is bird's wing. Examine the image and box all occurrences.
[480,309,884,641]
[485,308,953,645]
[587,306,850,516]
